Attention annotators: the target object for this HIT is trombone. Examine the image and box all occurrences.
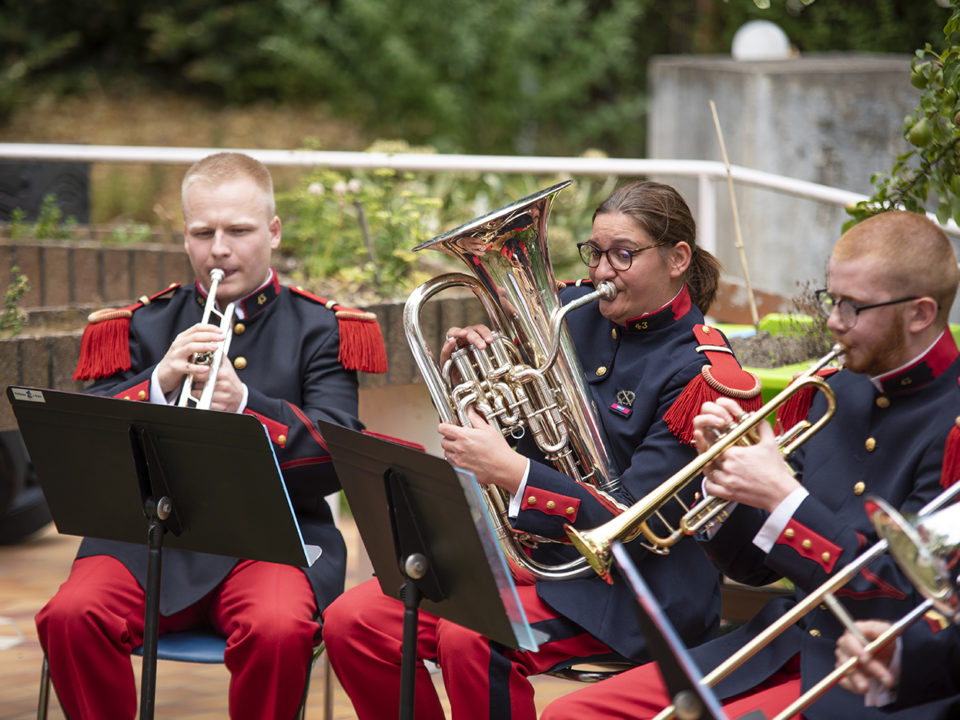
[177,268,235,410]
[567,344,843,580]
[650,478,960,720]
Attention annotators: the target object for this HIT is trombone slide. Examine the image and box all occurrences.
[651,479,960,720]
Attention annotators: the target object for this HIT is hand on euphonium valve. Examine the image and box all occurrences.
[692,397,800,514]
[439,323,496,367]
[439,406,527,494]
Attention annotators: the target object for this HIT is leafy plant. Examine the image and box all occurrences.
[106,222,154,245]
[7,195,77,241]
[1,267,31,337]
[278,163,443,301]
[846,1,960,227]
[276,141,625,301]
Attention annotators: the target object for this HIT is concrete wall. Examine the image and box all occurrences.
[648,53,918,300]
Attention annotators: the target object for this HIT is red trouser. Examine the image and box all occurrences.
[35,555,319,720]
[322,577,616,720]
[540,655,803,720]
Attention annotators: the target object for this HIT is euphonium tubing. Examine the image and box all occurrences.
[403,181,622,582]
[567,344,843,580]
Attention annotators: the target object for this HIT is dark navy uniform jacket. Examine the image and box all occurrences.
[76,270,365,617]
[513,282,760,663]
[893,621,960,712]
[691,330,960,719]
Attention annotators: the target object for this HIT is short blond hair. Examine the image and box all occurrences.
[181,152,275,217]
[833,211,959,326]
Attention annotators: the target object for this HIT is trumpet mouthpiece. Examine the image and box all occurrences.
[209,268,225,282]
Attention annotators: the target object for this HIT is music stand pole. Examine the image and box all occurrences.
[130,423,184,720]
[399,553,428,720]
[386,468,448,720]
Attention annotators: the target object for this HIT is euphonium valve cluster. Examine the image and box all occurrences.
[403,181,621,582]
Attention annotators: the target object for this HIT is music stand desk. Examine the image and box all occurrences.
[7,385,319,719]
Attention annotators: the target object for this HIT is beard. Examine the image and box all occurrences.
[842,311,909,377]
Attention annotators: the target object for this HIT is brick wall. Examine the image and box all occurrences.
[0,239,488,431]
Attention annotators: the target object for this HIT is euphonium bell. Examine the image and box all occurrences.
[403,181,621,582]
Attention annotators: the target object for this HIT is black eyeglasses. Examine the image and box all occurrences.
[577,241,666,271]
[815,289,919,330]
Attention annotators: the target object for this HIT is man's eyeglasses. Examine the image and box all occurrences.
[577,241,666,272]
[814,289,919,330]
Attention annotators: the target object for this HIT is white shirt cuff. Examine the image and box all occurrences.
[151,366,174,404]
[865,638,901,707]
[753,487,810,553]
[507,459,532,519]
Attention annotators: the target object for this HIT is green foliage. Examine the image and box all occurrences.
[277,142,623,300]
[7,195,77,241]
[846,1,960,228]
[106,222,154,245]
[278,162,443,300]
[1,267,31,337]
[4,0,953,156]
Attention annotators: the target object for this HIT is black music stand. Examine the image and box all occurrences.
[6,386,320,720]
[317,420,538,720]
[612,542,766,720]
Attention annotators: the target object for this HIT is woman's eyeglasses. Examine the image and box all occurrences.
[577,242,666,271]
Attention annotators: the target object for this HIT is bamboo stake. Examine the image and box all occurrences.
[710,100,759,327]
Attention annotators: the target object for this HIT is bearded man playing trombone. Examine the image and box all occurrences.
[543,210,960,720]
[35,152,387,720]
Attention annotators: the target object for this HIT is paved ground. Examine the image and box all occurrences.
[0,514,579,719]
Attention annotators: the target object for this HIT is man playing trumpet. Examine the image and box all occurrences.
[36,152,386,720]
[543,210,960,719]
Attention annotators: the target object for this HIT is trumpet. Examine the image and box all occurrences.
[177,268,235,410]
[650,479,960,720]
[567,344,843,580]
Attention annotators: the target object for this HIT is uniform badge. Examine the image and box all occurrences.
[610,389,635,418]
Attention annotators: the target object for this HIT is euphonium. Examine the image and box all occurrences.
[178,268,235,410]
[403,180,621,582]
[567,344,843,580]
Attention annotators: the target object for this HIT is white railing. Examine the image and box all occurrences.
[1,142,957,251]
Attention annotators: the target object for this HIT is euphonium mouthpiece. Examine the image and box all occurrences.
[596,281,617,301]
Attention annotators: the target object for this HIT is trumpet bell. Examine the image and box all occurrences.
[868,495,960,622]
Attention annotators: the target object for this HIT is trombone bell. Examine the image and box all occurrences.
[868,495,960,622]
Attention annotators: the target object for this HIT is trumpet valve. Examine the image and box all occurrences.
[191,350,214,366]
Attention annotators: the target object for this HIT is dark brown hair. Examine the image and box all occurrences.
[594,181,722,313]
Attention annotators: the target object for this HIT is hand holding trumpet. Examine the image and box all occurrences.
[693,397,802,514]
[158,322,243,412]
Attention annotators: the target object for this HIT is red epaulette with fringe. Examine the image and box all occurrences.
[290,287,388,374]
[663,324,763,445]
[73,284,181,381]
[940,412,960,490]
[773,366,840,437]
